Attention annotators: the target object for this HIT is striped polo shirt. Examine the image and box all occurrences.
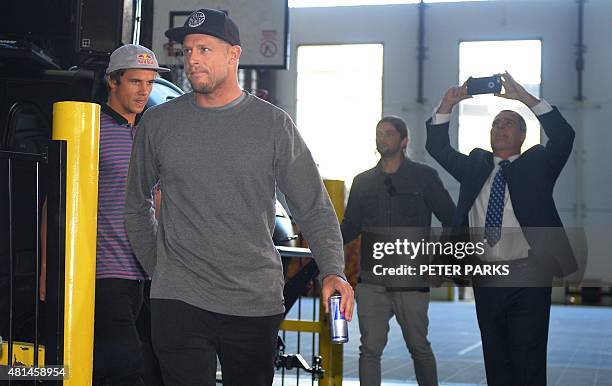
[96,104,147,280]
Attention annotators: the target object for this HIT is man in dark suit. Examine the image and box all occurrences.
[425,72,577,386]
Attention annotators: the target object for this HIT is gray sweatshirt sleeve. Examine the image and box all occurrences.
[124,114,159,276]
[273,112,346,281]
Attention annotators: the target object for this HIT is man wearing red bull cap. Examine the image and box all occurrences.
[91,44,169,386]
[124,8,354,386]
[41,44,169,386]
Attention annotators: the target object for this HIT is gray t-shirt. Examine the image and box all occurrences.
[125,92,345,316]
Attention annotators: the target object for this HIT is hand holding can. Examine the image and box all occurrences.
[329,294,348,343]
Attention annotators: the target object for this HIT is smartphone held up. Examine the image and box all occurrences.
[466,74,502,95]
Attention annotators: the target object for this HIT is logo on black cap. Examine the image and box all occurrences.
[165,8,241,46]
[188,11,206,27]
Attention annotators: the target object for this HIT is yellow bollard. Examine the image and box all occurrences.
[320,179,345,386]
[52,101,100,385]
[323,180,345,222]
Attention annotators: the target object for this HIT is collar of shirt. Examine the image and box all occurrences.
[376,157,411,177]
[493,153,520,168]
[101,103,142,127]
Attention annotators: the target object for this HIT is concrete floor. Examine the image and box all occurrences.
[277,297,612,385]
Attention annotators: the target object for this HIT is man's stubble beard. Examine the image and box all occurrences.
[189,77,215,94]
[188,68,228,95]
[377,144,400,158]
[378,147,407,161]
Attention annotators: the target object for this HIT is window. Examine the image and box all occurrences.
[458,40,542,154]
[296,44,383,186]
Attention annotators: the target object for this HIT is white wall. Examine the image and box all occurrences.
[273,0,612,280]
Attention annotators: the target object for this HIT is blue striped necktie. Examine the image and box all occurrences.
[485,160,511,247]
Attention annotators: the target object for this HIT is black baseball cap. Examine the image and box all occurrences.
[165,9,240,46]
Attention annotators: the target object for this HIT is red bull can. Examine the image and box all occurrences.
[329,295,348,343]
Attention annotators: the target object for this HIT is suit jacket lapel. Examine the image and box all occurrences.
[471,152,494,203]
[459,152,494,223]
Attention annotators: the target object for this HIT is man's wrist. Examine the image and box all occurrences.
[530,99,553,116]
[437,103,453,115]
[521,94,540,108]
[322,273,347,282]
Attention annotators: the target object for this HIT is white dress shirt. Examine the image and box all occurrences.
[431,99,553,261]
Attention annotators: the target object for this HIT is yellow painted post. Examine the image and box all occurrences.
[323,179,345,222]
[320,179,345,386]
[52,102,100,385]
[319,303,345,386]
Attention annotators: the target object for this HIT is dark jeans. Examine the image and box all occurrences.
[93,278,145,386]
[474,286,552,386]
[151,299,283,386]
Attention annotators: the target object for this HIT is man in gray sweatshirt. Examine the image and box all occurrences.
[124,8,354,386]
